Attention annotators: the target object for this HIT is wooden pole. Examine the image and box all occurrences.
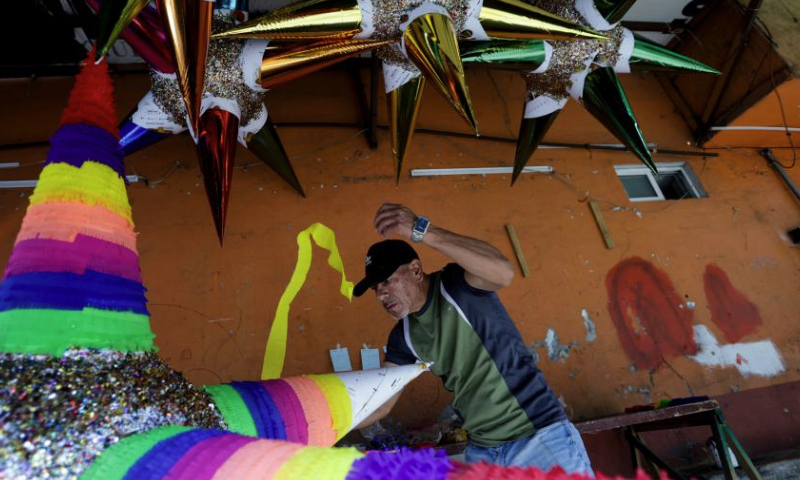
[505,224,530,278]
[589,201,615,249]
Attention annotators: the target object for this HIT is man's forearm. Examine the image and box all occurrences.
[422,224,514,291]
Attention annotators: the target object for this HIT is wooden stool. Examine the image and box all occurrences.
[577,400,763,480]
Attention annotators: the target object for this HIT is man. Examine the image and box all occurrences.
[353,203,594,476]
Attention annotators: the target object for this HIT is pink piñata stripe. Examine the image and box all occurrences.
[262,380,309,444]
[4,235,141,282]
[17,203,136,251]
[210,440,304,480]
[282,376,336,447]
[164,434,256,480]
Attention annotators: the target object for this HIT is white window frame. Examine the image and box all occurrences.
[614,162,705,203]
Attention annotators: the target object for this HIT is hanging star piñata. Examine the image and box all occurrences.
[88,1,386,242]
[211,0,607,183]
[462,0,719,184]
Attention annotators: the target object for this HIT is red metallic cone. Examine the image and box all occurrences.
[195,108,239,244]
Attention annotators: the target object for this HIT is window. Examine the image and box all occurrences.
[615,162,708,202]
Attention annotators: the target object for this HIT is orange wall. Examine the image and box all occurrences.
[705,77,800,149]
[1,67,799,428]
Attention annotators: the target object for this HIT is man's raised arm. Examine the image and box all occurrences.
[373,203,514,291]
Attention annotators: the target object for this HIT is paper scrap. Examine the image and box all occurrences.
[330,346,353,372]
[360,348,381,370]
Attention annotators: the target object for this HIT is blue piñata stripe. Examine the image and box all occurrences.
[0,271,148,315]
[46,124,126,180]
[231,381,287,440]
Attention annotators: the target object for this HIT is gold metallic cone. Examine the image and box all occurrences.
[403,13,477,133]
[459,39,547,70]
[260,39,390,89]
[157,0,213,133]
[212,0,362,41]
[628,36,720,74]
[582,67,656,174]
[195,108,239,245]
[513,109,560,185]
[245,118,306,197]
[97,0,150,60]
[388,76,426,184]
[594,0,637,24]
[479,0,607,41]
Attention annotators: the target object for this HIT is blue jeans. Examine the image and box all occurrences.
[464,420,594,477]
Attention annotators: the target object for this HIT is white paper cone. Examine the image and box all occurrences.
[337,363,429,429]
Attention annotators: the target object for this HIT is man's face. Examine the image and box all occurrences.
[372,263,418,319]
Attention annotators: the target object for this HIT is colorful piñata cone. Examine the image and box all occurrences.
[0,51,223,479]
[204,364,429,445]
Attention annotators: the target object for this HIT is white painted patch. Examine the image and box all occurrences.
[581,309,597,342]
[689,325,785,377]
[544,328,576,361]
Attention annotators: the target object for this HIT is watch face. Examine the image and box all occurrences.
[414,217,430,233]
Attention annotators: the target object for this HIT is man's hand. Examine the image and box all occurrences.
[374,203,417,240]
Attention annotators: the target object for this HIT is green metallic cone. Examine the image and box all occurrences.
[512,109,560,185]
[593,0,638,24]
[460,40,547,70]
[628,35,720,74]
[245,118,306,197]
[97,0,151,59]
[389,77,426,184]
[581,66,657,173]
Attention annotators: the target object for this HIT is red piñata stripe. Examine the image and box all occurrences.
[59,50,119,140]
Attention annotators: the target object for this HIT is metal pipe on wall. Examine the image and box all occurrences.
[761,148,800,203]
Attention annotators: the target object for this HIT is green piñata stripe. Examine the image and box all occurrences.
[79,425,191,480]
[0,308,155,356]
[204,384,259,437]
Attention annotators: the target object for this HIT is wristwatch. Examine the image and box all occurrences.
[411,215,430,243]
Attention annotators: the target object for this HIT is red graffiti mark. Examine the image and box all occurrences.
[735,353,748,365]
[703,263,763,343]
[606,257,697,370]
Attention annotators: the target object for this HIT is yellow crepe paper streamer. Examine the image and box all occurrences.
[308,374,352,441]
[261,223,354,380]
[271,445,362,480]
[28,162,133,224]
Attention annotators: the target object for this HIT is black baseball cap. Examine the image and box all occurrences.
[353,240,419,297]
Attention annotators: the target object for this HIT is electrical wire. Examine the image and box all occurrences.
[768,51,796,169]
[710,13,797,168]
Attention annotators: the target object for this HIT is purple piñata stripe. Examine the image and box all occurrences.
[123,430,228,480]
[163,434,256,480]
[346,448,453,480]
[262,380,309,444]
[46,124,126,179]
[4,235,140,282]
